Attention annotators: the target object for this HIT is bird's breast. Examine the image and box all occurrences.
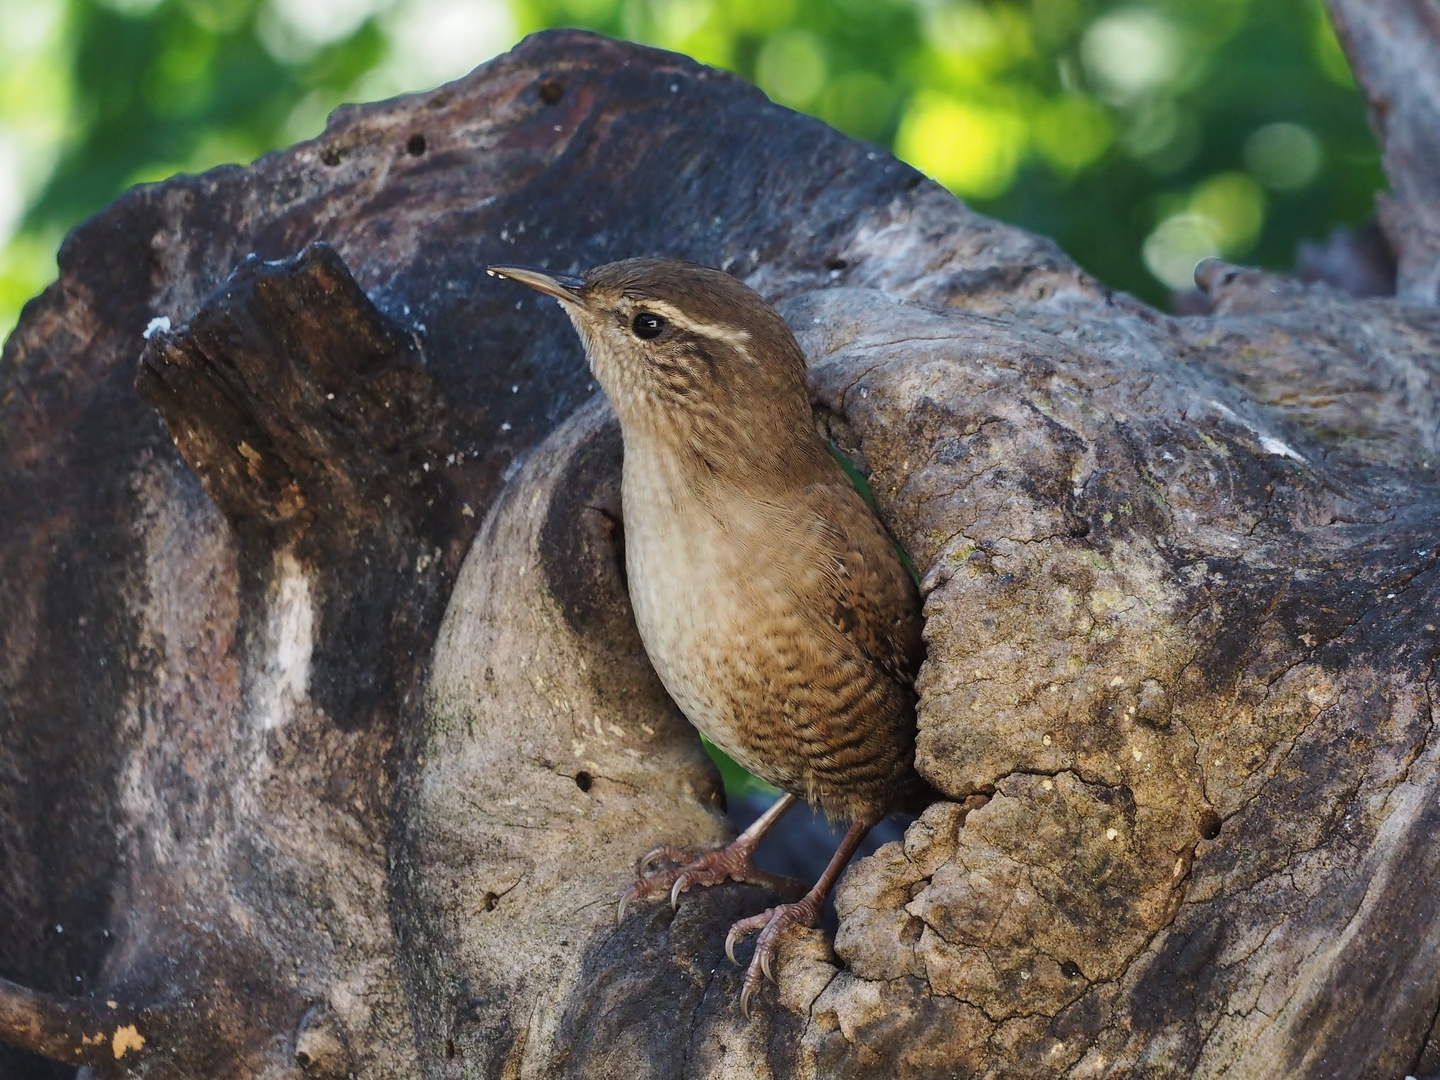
[617,440,920,815]
[622,464,729,714]
[619,450,777,773]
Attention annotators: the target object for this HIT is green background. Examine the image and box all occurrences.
[0,0,1383,345]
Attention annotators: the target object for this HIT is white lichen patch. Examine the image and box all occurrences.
[255,550,314,731]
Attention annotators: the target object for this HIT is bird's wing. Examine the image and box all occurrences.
[785,480,925,690]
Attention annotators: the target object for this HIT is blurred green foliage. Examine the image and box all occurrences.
[701,734,778,800]
[0,0,1381,343]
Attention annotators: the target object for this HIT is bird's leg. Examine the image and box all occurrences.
[725,815,875,1018]
[618,792,804,923]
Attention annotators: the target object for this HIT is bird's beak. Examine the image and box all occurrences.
[487,264,586,303]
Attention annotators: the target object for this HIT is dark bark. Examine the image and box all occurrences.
[0,977,144,1070]
[0,20,1437,1080]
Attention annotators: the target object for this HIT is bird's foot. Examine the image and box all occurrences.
[724,895,825,1018]
[617,840,804,924]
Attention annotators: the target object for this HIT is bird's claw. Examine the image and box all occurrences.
[723,908,773,956]
[724,898,823,1019]
[724,909,773,965]
[637,844,690,876]
[740,979,757,1020]
[615,841,801,924]
[615,846,700,923]
[616,882,640,926]
[741,958,764,1021]
[724,923,743,965]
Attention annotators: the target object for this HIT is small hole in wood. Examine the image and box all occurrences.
[538,78,564,104]
[481,891,498,912]
[1199,812,1222,840]
[826,258,848,271]
[1061,960,1082,979]
[406,133,426,156]
[444,1039,456,1059]
[320,146,344,167]
[575,771,593,792]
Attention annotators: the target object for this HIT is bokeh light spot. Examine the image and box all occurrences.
[1144,170,1266,289]
[755,28,827,109]
[1143,212,1220,290]
[922,1,1030,86]
[1120,97,1201,173]
[924,2,1002,56]
[1034,94,1112,172]
[896,91,1027,199]
[1081,8,1181,103]
[1191,171,1265,254]
[1244,121,1321,191]
[262,0,384,52]
[367,0,518,96]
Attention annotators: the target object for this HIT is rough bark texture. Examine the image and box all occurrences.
[1326,0,1440,304]
[1,19,1438,1080]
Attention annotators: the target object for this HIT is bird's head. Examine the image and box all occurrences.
[488,257,817,468]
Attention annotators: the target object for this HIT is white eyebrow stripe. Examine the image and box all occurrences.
[639,299,754,356]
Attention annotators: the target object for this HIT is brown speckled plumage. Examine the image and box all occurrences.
[489,256,928,1014]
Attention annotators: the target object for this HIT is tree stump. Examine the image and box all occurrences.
[2,17,1439,1080]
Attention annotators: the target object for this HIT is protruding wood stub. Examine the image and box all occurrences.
[136,241,445,535]
[0,975,148,1071]
[135,241,459,725]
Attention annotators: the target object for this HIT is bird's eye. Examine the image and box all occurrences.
[632,312,667,340]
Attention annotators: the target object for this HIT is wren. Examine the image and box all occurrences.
[489,257,928,1015]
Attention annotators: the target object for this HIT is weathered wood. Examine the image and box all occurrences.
[1,23,1438,1080]
[788,275,1440,1079]
[1326,0,1440,304]
[0,976,146,1071]
[0,29,1043,1079]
